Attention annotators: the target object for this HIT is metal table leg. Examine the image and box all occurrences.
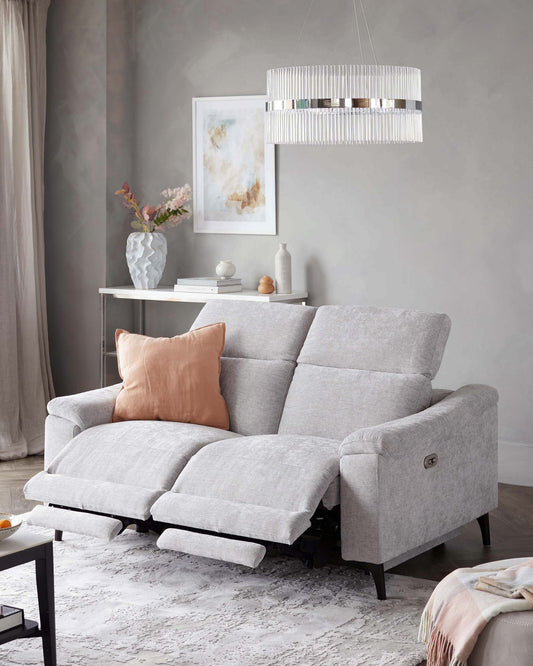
[137,299,145,335]
[100,293,106,388]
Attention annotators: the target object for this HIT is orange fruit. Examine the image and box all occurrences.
[0,519,12,529]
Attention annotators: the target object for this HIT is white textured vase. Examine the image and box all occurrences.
[275,242,292,294]
[126,232,167,289]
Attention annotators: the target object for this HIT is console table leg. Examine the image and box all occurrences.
[137,299,145,335]
[35,542,56,666]
[100,292,106,388]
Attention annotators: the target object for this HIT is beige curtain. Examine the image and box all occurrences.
[0,0,54,460]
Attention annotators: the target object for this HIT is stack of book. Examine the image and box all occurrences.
[174,277,242,294]
[0,605,24,634]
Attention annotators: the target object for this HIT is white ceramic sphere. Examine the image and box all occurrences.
[216,260,236,279]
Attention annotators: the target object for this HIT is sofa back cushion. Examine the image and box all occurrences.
[278,305,451,440]
[191,301,316,435]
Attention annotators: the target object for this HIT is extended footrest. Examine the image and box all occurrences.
[152,493,310,544]
[27,505,124,541]
[157,528,266,568]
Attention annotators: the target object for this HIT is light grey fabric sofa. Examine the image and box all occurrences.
[24,302,499,599]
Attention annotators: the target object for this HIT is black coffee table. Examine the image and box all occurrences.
[0,530,56,665]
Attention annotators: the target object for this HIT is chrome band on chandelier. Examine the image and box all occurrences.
[266,98,422,111]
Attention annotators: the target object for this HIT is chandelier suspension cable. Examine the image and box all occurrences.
[352,0,364,63]
[359,0,378,65]
[352,0,378,65]
[292,0,317,62]
[293,0,377,66]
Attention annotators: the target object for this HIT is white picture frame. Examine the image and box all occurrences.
[193,95,276,235]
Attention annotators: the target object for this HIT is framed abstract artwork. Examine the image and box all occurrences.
[193,95,276,235]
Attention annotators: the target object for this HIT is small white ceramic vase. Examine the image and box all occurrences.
[126,232,167,289]
[216,260,236,279]
[275,242,292,294]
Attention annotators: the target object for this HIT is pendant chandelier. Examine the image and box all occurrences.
[265,0,422,145]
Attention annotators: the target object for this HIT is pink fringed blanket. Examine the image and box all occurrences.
[419,559,533,666]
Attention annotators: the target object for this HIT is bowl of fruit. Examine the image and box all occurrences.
[0,514,22,542]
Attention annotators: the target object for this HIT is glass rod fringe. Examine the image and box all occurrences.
[265,65,422,145]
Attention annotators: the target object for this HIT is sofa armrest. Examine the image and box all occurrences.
[340,384,498,458]
[47,384,122,430]
[44,384,122,467]
[339,385,499,565]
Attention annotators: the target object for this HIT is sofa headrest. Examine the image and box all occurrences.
[191,301,316,362]
[298,305,451,379]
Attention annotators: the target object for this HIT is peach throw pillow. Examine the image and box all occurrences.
[112,323,229,429]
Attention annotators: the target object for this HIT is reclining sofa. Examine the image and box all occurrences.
[24,302,499,599]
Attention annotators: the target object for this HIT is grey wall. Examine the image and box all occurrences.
[45,0,134,393]
[45,1,533,473]
[105,0,137,384]
[45,0,107,395]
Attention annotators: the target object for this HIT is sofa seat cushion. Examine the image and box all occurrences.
[24,421,239,520]
[48,420,239,487]
[151,434,340,544]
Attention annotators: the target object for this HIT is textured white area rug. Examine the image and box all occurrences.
[0,526,433,665]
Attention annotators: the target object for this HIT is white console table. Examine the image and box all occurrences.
[99,286,308,387]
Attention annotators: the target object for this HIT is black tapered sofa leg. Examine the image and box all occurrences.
[476,513,491,546]
[54,530,62,542]
[369,563,386,600]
